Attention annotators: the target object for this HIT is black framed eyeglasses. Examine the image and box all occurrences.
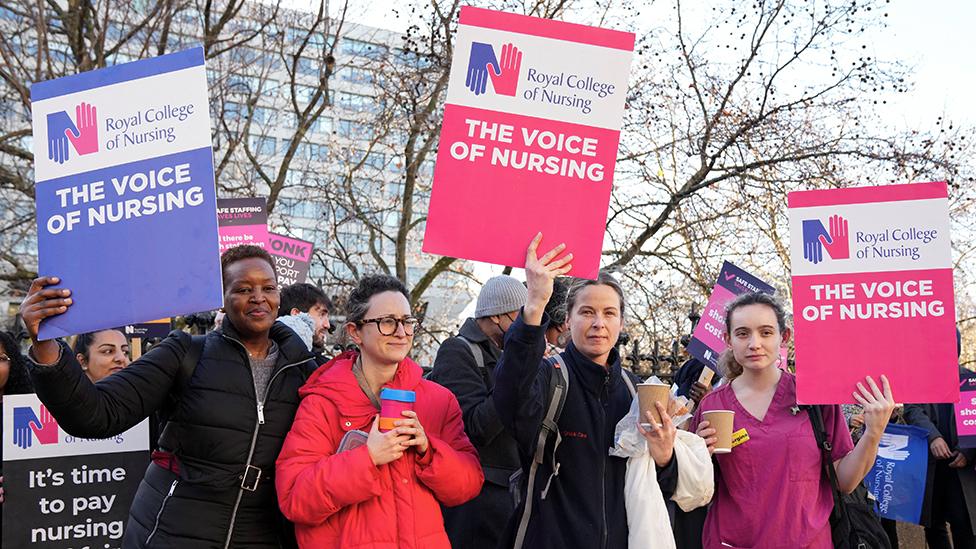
[358,316,421,336]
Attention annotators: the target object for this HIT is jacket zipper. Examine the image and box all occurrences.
[601,372,610,549]
[220,333,311,549]
[145,479,179,546]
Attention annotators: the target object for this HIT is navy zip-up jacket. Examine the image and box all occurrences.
[493,312,678,549]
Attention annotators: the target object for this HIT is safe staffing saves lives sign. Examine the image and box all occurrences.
[422,7,635,279]
[788,182,957,404]
[31,47,222,339]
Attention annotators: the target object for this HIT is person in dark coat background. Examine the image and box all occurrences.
[19,245,318,548]
[904,329,976,549]
[427,274,527,549]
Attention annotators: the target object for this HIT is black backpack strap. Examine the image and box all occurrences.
[807,405,848,517]
[157,333,205,446]
[513,354,569,549]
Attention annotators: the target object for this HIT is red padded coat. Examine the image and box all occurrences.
[275,351,484,548]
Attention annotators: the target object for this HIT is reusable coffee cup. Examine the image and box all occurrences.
[637,382,671,427]
[702,410,735,454]
[379,388,416,432]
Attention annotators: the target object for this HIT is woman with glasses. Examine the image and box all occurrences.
[276,274,483,548]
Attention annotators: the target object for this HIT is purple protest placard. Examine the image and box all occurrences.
[217,197,268,252]
[31,47,222,339]
[686,261,776,370]
[268,233,314,286]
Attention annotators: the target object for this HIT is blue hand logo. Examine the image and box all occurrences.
[12,406,40,449]
[802,219,831,264]
[466,42,500,96]
[47,111,80,165]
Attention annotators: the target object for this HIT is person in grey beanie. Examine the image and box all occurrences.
[427,275,527,549]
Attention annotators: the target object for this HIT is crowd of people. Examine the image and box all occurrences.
[2,237,973,548]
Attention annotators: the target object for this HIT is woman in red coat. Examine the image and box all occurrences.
[276,274,484,548]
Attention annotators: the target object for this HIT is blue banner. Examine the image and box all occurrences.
[864,423,929,524]
[31,48,221,339]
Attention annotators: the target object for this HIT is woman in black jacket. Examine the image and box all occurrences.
[493,234,679,549]
[19,245,317,548]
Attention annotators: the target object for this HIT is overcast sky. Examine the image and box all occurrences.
[309,0,974,129]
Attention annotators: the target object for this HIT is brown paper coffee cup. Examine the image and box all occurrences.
[638,382,671,426]
[703,410,735,453]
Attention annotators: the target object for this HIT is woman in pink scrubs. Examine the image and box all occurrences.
[691,292,896,548]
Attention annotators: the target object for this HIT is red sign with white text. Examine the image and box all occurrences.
[422,7,635,278]
[788,182,957,404]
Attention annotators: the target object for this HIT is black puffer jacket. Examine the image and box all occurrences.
[29,320,317,548]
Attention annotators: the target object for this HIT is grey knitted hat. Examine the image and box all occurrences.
[475,275,528,318]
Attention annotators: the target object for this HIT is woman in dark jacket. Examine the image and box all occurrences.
[19,245,317,548]
[493,235,679,549]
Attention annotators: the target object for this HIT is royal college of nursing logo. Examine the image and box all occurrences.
[46,101,99,164]
[465,42,522,97]
[802,214,851,265]
[11,403,59,449]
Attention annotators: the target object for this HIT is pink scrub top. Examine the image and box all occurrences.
[690,371,854,549]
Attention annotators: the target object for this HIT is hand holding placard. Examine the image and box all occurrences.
[523,233,573,325]
[18,276,72,364]
[855,375,896,439]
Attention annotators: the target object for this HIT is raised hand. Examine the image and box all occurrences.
[47,111,78,164]
[65,102,98,156]
[466,42,499,96]
[523,233,573,325]
[488,43,521,97]
[854,375,896,439]
[802,220,830,264]
[818,214,850,260]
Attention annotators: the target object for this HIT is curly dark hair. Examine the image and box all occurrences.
[0,330,33,395]
[220,244,276,286]
[345,275,410,323]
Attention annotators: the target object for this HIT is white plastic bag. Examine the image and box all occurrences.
[611,396,714,547]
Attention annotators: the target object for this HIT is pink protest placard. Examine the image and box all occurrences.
[217,197,268,253]
[957,371,976,448]
[788,181,958,404]
[268,232,314,285]
[422,7,635,279]
[686,261,776,370]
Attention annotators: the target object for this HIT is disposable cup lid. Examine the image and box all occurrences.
[380,388,416,403]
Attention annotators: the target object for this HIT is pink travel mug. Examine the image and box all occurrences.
[379,388,416,432]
